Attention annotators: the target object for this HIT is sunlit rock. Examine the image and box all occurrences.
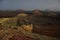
[21,24,33,32]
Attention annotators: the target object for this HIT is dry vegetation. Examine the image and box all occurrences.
[0,10,60,40]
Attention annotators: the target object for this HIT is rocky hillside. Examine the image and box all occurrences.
[0,10,60,40]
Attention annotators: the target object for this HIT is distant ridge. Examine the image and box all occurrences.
[0,9,60,18]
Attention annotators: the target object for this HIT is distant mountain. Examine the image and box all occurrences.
[45,9,60,11]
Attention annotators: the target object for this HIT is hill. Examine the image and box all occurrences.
[0,9,60,40]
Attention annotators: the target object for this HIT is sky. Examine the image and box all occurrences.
[0,0,60,11]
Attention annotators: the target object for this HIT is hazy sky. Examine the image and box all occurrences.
[0,0,60,11]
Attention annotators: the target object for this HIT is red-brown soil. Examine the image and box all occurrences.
[32,24,60,38]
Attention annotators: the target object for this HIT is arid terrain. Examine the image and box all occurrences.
[0,9,60,40]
